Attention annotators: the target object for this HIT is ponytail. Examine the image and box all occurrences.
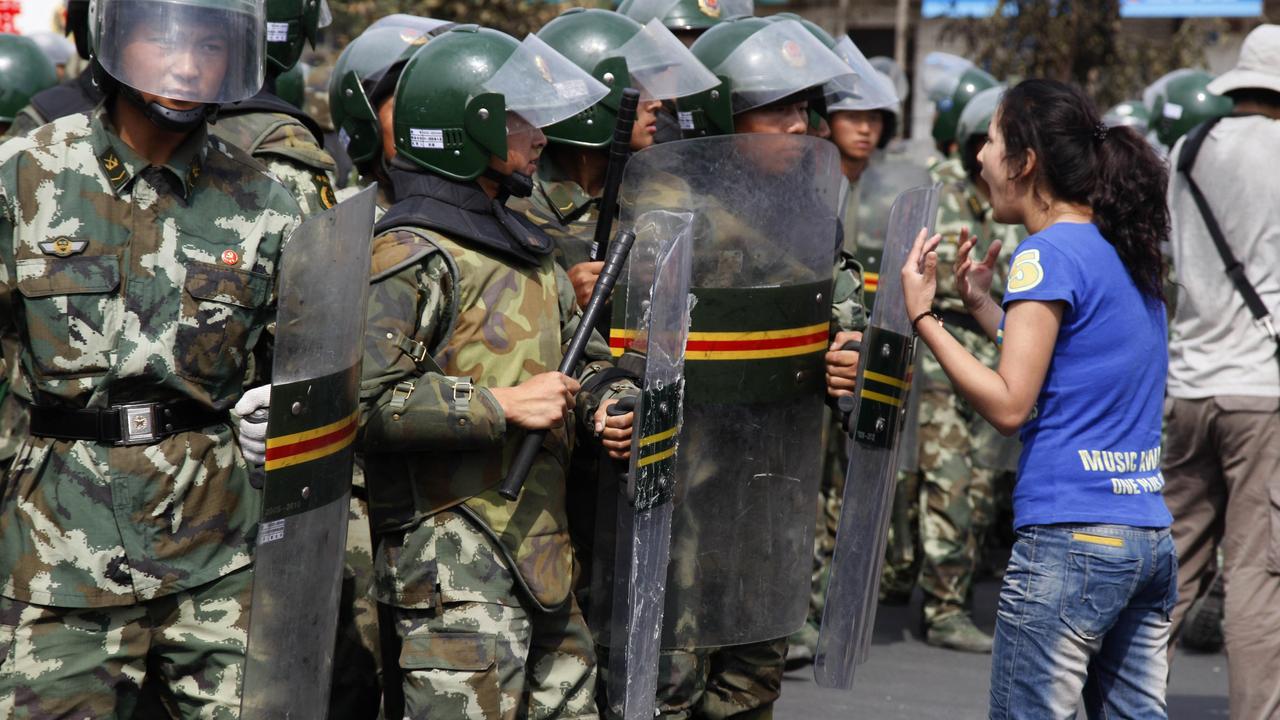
[997,80,1168,302]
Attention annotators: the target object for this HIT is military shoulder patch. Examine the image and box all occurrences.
[313,172,337,209]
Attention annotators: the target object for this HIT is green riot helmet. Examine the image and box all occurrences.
[826,39,901,149]
[1148,70,1234,148]
[275,61,305,108]
[67,0,93,59]
[264,0,331,75]
[91,0,268,131]
[922,51,997,148]
[869,56,908,144]
[1103,100,1151,134]
[0,35,59,125]
[763,13,843,129]
[619,0,753,33]
[392,26,608,182]
[954,84,1003,181]
[679,17,851,137]
[330,17,453,171]
[536,8,717,147]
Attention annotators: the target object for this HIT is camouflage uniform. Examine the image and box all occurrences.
[360,166,631,719]
[0,109,300,716]
[911,157,1022,629]
[210,100,339,218]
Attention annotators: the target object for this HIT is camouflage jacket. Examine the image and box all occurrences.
[0,108,302,608]
[506,170,599,274]
[210,103,339,218]
[360,171,627,612]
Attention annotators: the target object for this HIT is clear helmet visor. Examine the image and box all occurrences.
[368,13,452,34]
[617,19,719,101]
[825,36,899,112]
[317,0,331,28]
[481,34,609,128]
[714,19,851,114]
[921,51,974,102]
[621,0,753,25]
[96,0,266,104]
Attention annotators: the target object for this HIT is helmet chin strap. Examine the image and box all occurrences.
[120,85,212,133]
[482,166,534,199]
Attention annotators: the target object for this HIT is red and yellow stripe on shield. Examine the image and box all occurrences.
[264,410,359,471]
[610,322,828,361]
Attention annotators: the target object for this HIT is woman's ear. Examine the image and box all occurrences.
[1017,147,1037,184]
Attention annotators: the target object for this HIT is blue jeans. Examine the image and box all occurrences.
[989,524,1177,720]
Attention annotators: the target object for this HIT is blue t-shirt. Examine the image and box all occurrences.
[999,222,1170,529]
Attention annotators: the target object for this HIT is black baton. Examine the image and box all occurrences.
[590,88,641,262]
[499,228,639,500]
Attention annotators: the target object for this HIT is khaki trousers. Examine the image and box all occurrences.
[1162,395,1280,719]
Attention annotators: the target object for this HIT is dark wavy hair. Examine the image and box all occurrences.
[996,79,1168,302]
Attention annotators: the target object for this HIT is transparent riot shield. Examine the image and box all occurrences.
[814,183,940,690]
[240,185,377,718]
[596,210,696,720]
[594,133,845,651]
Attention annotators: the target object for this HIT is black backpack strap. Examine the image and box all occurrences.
[1177,117,1279,360]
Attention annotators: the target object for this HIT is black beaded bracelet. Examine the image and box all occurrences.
[911,310,943,332]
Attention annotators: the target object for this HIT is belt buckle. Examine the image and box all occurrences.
[116,402,160,446]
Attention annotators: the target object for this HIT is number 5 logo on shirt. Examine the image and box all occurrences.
[1008,248,1044,293]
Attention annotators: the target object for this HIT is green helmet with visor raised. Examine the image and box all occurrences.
[330,16,453,172]
[0,35,59,125]
[536,7,717,147]
[264,0,331,76]
[618,0,753,33]
[392,25,607,182]
[89,0,268,131]
[922,51,997,148]
[825,35,900,146]
[678,16,851,137]
[954,84,1003,180]
[1146,69,1233,148]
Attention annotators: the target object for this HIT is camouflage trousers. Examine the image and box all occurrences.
[0,385,24,470]
[598,639,787,720]
[0,566,251,719]
[387,516,597,720]
[330,471,381,720]
[910,388,995,625]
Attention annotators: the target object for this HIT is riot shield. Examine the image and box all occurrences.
[814,183,940,690]
[596,210,695,720]
[594,133,846,651]
[240,185,377,718]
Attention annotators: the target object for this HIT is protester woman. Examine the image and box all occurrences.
[901,78,1176,719]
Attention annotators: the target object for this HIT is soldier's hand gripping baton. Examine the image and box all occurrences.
[499,228,639,500]
[590,88,641,262]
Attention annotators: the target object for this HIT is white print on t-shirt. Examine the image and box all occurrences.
[1076,446,1165,496]
[1110,474,1166,495]
[1007,248,1044,293]
[1077,446,1161,474]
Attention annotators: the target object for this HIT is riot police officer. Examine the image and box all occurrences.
[0,0,302,714]
[356,25,634,719]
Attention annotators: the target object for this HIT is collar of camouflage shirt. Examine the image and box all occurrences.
[535,158,599,225]
[91,106,209,202]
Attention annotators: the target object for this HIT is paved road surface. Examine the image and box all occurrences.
[776,579,1227,719]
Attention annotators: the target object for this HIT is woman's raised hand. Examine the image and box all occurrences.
[954,227,1001,311]
[901,227,942,320]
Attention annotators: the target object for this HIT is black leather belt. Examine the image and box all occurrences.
[938,309,986,337]
[28,399,228,446]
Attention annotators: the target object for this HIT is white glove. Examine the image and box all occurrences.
[233,384,272,465]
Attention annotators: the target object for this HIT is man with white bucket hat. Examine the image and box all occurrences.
[1162,23,1280,719]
